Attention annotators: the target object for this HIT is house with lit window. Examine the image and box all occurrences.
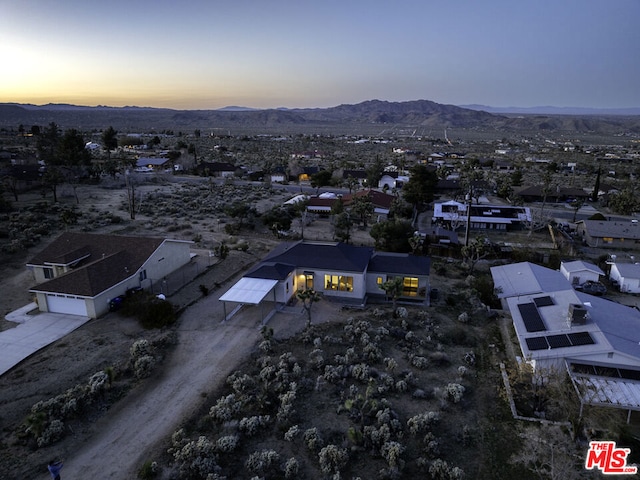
[27,232,193,318]
[575,220,640,249]
[220,241,430,316]
[433,200,531,231]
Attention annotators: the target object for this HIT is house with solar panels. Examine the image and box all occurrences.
[491,261,640,421]
[220,241,430,321]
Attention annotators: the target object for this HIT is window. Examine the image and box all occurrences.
[139,270,147,281]
[377,276,383,286]
[43,267,54,279]
[324,274,353,292]
[402,277,419,296]
[603,237,613,244]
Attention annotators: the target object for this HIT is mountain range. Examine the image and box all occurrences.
[1,99,639,135]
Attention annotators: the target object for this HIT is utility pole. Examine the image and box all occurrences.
[464,184,472,246]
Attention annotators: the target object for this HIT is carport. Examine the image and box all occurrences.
[219,277,279,323]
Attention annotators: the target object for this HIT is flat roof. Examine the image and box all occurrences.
[219,277,278,304]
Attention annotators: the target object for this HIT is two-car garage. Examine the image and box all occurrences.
[44,294,89,317]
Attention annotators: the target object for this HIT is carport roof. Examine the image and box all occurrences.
[219,277,278,304]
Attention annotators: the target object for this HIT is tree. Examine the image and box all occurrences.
[37,122,61,165]
[310,169,333,194]
[366,156,384,188]
[333,211,353,243]
[370,219,413,252]
[591,166,601,203]
[402,164,438,224]
[380,277,404,314]
[461,236,491,275]
[350,194,374,227]
[608,186,639,215]
[296,288,321,328]
[58,128,91,167]
[101,126,118,161]
[261,206,293,237]
[570,198,584,222]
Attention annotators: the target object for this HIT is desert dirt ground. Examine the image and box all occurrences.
[0,178,373,478]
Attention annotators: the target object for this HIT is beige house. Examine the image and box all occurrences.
[27,232,192,318]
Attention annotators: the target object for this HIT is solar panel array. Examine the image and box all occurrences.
[525,331,595,351]
[533,296,554,307]
[518,303,546,332]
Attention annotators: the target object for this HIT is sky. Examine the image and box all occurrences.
[1,0,639,110]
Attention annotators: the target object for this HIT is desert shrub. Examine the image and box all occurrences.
[215,434,240,453]
[303,427,324,451]
[284,424,299,441]
[442,383,466,404]
[139,298,176,329]
[245,449,280,476]
[429,458,465,479]
[318,444,349,474]
[440,325,477,347]
[411,355,429,369]
[37,419,65,447]
[239,415,271,437]
[172,435,219,479]
[284,457,299,478]
[209,394,242,423]
[407,412,440,435]
[134,355,156,379]
[137,460,159,479]
[381,440,405,470]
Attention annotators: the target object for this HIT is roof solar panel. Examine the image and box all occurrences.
[518,303,546,332]
[526,336,549,351]
[546,334,572,349]
[533,296,554,307]
[568,331,595,346]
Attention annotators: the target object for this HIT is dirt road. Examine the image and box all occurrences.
[58,279,265,478]
[52,261,322,479]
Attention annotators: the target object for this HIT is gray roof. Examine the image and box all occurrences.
[576,292,640,359]
[369,252,430,276]
[561,260,604,276]
[578,220,640,240]
[613,262,640,278]
[261,241,374,273]
[490,262,571,298]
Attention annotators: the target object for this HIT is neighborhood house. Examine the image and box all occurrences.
[27,232,193,318]
[491,261,640,421]
[220,241,431,318]
[433,200,532,231]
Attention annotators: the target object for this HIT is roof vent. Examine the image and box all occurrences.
[568,303,588,326]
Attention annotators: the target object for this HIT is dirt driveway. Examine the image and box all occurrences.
[54,270,339,479]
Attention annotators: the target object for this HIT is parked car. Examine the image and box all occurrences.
[580,280,606,296]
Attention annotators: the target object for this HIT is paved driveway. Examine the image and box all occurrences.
[1,303,90,376]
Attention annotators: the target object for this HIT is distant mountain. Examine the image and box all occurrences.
[461,104,640,116]
[217,106,259,112]
[1,99,639,135]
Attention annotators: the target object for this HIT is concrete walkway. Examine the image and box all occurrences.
[0,303,90,376]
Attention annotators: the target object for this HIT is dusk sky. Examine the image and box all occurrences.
[1,0,638,110]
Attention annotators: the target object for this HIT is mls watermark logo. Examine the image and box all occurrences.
[585,441,638,475]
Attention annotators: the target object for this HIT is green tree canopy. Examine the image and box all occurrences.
[402,164,438,223]
[370,219,413,252]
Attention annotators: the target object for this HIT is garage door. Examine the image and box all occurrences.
[46,295,88,316]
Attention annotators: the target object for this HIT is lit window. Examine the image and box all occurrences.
[403,277,419,296]
[324,274,353,292]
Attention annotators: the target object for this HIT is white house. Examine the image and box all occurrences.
[491,261,640,420]
[220,241,431,320]
[27,233,193,318]
[609,263,640,293]
[560,260,604,286]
